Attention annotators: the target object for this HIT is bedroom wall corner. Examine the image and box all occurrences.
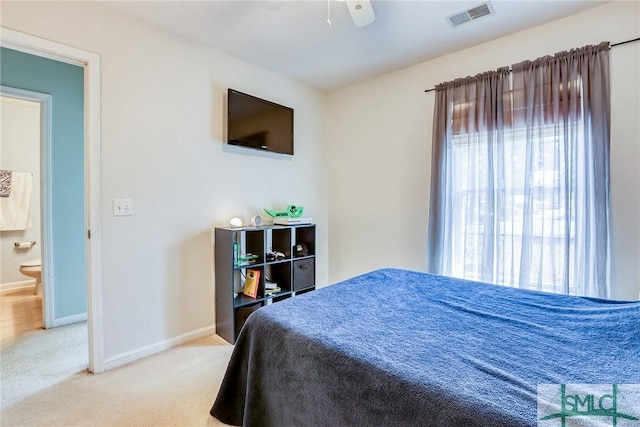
[326,0,640,300]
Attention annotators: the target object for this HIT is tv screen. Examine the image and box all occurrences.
[227,89,294,155]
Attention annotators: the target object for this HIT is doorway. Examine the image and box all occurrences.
[1,27,103,373]
[1,87,52,331]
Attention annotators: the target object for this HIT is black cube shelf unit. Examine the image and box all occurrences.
[214,224,316,344]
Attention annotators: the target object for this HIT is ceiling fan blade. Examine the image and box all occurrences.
[346,0,375,28]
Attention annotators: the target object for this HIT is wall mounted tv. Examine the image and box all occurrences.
[227,89,294,155]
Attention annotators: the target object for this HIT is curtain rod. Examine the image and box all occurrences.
[424,37,640,93]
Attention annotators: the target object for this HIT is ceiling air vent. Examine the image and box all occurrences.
[447,2,494,27]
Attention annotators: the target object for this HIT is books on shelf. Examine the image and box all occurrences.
[265,280,278,290]
[265,287,282,296]
[264,280,281,296]
[233,243,239,266]
[242,269,260,298]
[236,253,258,267]
[274,217,313,226]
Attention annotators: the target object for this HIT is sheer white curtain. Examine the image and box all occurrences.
[427,43,611,298]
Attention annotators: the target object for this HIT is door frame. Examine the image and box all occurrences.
[0,85,54,328]
[1,27,104,373]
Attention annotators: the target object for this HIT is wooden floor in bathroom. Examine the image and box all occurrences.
[0,286,43,341]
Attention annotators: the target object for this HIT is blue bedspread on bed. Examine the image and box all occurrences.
[211,268,640,426]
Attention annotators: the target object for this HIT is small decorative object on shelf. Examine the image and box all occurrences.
[251,215,262,226]
[242,269,260,298]
[294,243,308,257]
[229,217,243,228]
[263,205,304,218]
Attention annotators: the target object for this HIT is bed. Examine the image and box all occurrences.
[210,268,640,426]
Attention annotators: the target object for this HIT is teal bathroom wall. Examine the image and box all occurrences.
[1,47,86,321]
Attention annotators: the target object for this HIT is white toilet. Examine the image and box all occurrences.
[19,259,42,295]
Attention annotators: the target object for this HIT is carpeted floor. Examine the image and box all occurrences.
[1,321,88,407]
[1,324,234,426]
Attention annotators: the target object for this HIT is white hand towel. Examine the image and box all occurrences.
[0,171,32,231]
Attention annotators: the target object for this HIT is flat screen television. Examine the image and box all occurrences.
[227,89,294,155]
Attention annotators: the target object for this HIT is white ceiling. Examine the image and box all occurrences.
[102,1,610,91]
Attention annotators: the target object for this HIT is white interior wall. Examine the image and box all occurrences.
[1,1,328,364]
[0,96,42,287]
[327,1,640,300]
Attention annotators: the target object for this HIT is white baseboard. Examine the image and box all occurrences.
[52,312,88,328]
[102,325,216,372]
[1,280,36,292]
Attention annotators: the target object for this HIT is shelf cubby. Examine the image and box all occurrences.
[215,224,316,344]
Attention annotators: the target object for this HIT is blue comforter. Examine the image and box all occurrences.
[211,268,640,426]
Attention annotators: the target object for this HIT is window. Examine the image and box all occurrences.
[450,123,577,293]
[428,43,610,298]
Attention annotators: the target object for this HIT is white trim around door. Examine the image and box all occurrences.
[0,85,54,329]
[1,27,104,374]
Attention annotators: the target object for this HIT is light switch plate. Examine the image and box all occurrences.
[113,198,133,216]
